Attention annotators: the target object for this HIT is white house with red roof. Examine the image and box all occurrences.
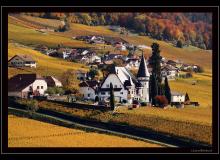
[8,74,47,98]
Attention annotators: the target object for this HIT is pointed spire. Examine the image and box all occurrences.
[137,52,149,78]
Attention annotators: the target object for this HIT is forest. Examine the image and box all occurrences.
[19,12,212,50]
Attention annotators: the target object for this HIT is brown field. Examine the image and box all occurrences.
[8,115,162,147]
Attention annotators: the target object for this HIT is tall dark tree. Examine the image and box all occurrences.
[149,43,162,94]
[185,92,190,102]
[149,74,158,105]
[164,76,171,104]
[109,83,115,110]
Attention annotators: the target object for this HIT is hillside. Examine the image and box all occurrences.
[8,43,89,79]
[15,12,212,50]
[8,15,212,104]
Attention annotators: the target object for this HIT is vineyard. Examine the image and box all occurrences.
[8,115,162,147]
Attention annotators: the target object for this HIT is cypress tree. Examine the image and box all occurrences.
[164,76,171,104]
[185,92,190,102]
[149,74,158,105]
[149,43,162,94]
[110,83,115,110]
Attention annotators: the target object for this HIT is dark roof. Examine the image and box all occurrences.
[9,55,36,63]
[43,76,60,87]
[79,80,99,89]
[8,74,43,92]
[137,53,149,78]
[99,88,122,92]
[135,81,143,88]
[124,79,132,87]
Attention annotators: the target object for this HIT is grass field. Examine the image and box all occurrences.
[8,115,162,147]
[8,43,89,79]
[37,100,212,145]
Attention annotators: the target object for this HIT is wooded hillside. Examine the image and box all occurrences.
[16,12,212,50]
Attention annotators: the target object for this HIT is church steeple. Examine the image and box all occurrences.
[137,52,149,78]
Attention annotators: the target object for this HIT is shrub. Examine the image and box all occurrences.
[19,99,39,117]
[195,66,204,73]
[186,72,193,78]
[46,87,65,95]
[122,99,127,104]
[154,95,168,108]
[140,102,147,106]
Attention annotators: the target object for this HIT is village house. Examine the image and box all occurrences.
[8,74,47,98]
[125,58,140,70]
[56,48,73,59]
[114,42,127,51]
[35,44,48,53]
[43,76,63,87]
[102,53,123,61]
[8,55,37,68]
[171,91,185,107]
[76,71,88,81]
[79,80,99,100]
[161,65,178,80]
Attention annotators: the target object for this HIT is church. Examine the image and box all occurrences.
[99,53,150,104]
[79,53,150,104]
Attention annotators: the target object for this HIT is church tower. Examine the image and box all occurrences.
[137,53,150,102]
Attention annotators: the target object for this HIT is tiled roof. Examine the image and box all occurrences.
[8,74,43,92]
[9,55,36,63]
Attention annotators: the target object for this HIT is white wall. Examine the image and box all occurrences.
[99,74,128,102]
[171,95,185,102]
[23,79,47,95]
[79,87,97,100]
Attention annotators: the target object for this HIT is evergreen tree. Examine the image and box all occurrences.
[110,83,115,110]
[185,92,190,102]
[176,40,183,48]
[149,74,158,105]
[164,76,171,104]
[149,43,162,95]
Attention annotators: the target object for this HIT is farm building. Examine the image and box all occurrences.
[43,76,62,87]
[8,74,47,98]
[8,55,37,68]
[171,91,185,103]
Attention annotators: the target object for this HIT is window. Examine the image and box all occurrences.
[37,86,40,89]
[106,84,109,88]
[88,94,90,97]
[41,86,43,89]
[114,85,117,88]
[128,91,130,94]
[101,92,105,95]
[88,88,90,90]
[121,92,123,95]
